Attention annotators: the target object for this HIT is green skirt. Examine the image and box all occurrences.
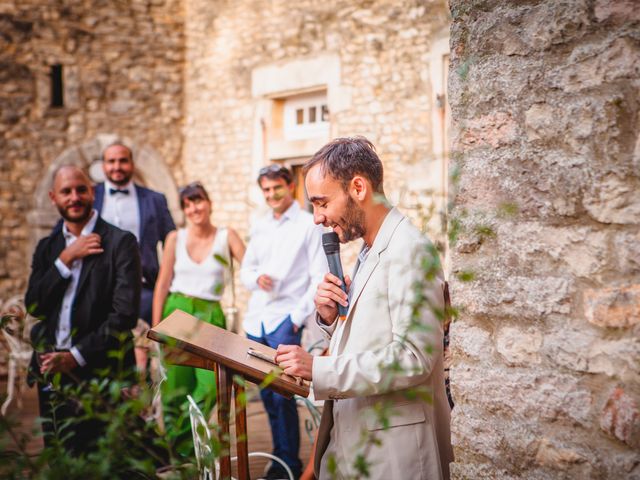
[160,292,226,457]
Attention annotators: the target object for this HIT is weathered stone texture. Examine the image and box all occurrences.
[450,0,640,478]
[601,387,640,449]
[585,285,640,329]
[182,0,450,234]
[181,0,450,311]
[0,0,185,298]
[2,0,451,375]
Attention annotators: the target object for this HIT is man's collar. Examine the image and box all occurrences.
[365,207,402,254]
[105,179,134,193]
[358,243,370,264]
[63,209,98,239]
[272,200,300,222]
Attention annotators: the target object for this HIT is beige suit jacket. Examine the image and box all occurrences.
[312,208,453,480]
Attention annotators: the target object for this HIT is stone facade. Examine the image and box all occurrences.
[1,0,450,371]
[448,1,640,478]
[0,0,185,297]
[182,0,450,249]
[178,0,450,317]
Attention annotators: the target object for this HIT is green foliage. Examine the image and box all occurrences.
[457,59,471,81]
[0,342,199,479]
[260,367,283,390]
[327,454,338,476]
[354,454,370,477]
[448,214,462,245]
[497,201,519,218]
[213,253,228,267]
[456,270,476,282]
[473,223,496,239]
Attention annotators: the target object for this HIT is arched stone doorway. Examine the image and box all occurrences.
[26,134,181,254]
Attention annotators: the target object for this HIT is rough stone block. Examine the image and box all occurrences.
[495,326,542,365]
[449,0,640,476]
[584,284,640,328]
[583,174,640,225]
[600,387,640,448]
[595,0,640,24]
[451,363,593,426]
[496,222,609,279]
[451,404,509,463]
[455,111,519,149]
[452,275,572,319]
[535,438,586,469]
[449,321,493,360]
[614,231,640,276]
[455,148,591,220]
[544,326,640,382]
[546,37,640,93]
[525,103,556,141]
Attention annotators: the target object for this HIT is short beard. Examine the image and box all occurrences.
[58,203,92,224]
[340,195,366,242]
[107,172,132,187]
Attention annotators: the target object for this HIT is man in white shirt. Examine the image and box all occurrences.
[240,165,327,479]
[26,165,140,454]
[94,143,175,371]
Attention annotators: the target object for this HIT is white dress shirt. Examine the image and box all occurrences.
[101,180,140,241]
[240,201,327,336]
[53,209,99,366]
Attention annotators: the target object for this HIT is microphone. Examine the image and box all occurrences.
[322,232,348,320]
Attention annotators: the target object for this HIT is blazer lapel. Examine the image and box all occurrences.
[136,184,148,245]
[93,183,105,213]
[345,208,405,320]
[51,229,66,258]
[334,208,405,355]
[345,251,378,319]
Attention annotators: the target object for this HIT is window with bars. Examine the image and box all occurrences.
[284,91,329,141]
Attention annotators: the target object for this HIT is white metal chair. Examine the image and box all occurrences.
[1,296,36,416]
[148,341,168,428]
[295,394,321,443]
[187,394,294,480]
[188,394,216,480]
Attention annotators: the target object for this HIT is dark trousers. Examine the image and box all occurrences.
[37,378,104,455]
[247,317,303,478]
[139,286,154,324]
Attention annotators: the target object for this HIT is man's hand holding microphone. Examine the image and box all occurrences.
[275,231,351,380]
[314,272,351,325]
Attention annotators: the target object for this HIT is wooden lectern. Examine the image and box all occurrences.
[148,310,309,480]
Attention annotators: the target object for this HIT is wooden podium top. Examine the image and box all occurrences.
[148,309,310,398]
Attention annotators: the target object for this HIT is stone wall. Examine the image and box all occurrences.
[183,0,450,244]
[1,0,451,370]
[0,0,185,298]
[182,0,451,322]
[448,1,640,478]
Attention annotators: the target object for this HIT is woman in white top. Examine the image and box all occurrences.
[152,182,245,457]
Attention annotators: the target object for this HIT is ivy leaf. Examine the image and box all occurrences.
[213,254,229,267]
[456,270,476,282]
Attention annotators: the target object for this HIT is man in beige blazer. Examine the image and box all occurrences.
[276,136,453,479]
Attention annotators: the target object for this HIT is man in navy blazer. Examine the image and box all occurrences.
[94,143,176,370]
